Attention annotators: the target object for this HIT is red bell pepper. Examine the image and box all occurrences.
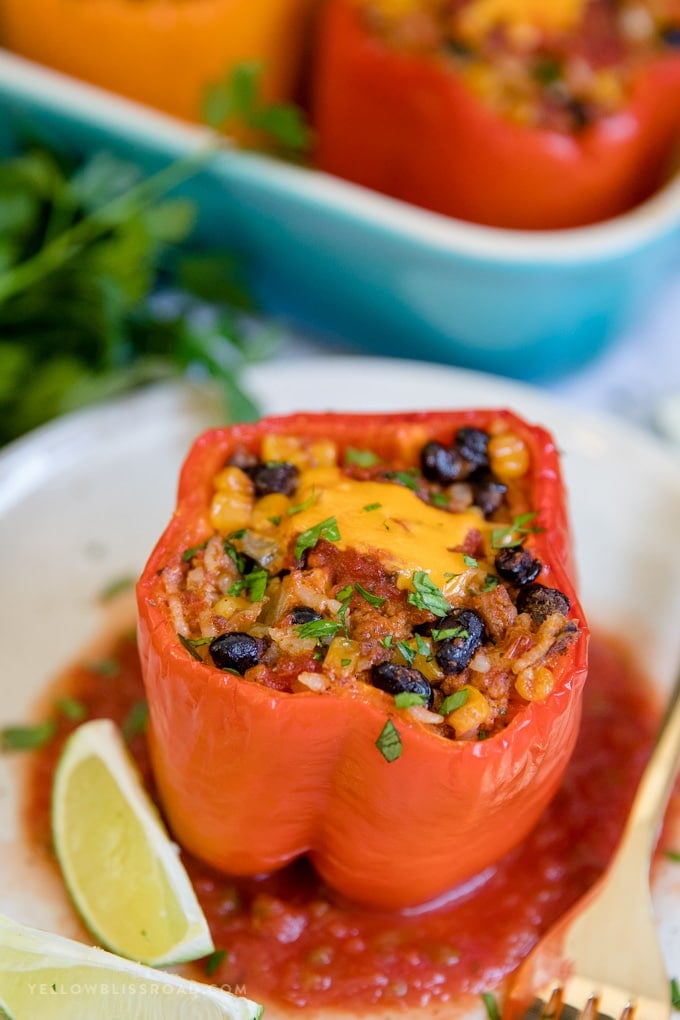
[136,409,588,909]
[310,0,680,230]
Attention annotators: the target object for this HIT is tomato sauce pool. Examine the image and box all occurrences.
[23,631,677,1012]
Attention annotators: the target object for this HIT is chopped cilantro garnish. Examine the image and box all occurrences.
[671,977,680,1009]
[375,719,402,762]
[463,555,478,568]
[481,992,501,1020]
[98,575,135,601]
[363,502,382,512]
[223,538,246,573]
[340,658,352,667]
[1,720,56,752]
[430,492,449,508]
[481,573,499,592]
[385,469,420,491]
[491,511,544,549]
[381,635,394,649]
[666,849,680,863]
[439,689,470,715]
[432,625,468,641]
[287,488,317,516]
[228,566,268,602]
[407,571,450,617]
[178,633,204,661]
[182,540,208,563]
[294,516,340,560]
[355,583,386,608]
[396,640,416,665]
[415,633,431,657]
[204,949,227,977]
[88,657,120,678]
[336,584,354,602]
[228,529,247,540]
[56,696,87,722]
[345,447,381,467]
[268,515,282,526]
[295,619,341,642]
[122,700,149,742]
[394,692,427,709]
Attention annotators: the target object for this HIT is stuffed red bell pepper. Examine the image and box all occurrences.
[136,409,588,909]
[311,0,680,229]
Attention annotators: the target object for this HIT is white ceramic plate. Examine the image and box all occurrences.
[1,357,680,1004]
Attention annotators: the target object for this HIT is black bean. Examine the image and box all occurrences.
[249,462,299,497]
[494,547,542,586]
[420,441,468,485]
[209,632,266,674]
[516,583,571,624]
[370,662,434,709]
[290,606,322,626]
[473,475,508,516]
[454,427,489,470]
[434,609,485,675]
[662,27,680,47]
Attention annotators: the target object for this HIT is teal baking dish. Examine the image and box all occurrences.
[1,48,680,381]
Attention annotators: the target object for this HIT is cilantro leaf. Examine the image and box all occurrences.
[375,720,402,762]
[294,516,340,560]
[407,571,450,617]
[491,512,544,549]
[203,62,310,159]
[394,692,427,709]
[295,619,341,642]
[345,447,381,467]
[440,689,470,715]
[1,720,56,752]
[355,583,386,608]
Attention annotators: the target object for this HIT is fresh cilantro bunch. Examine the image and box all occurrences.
[0,141,267,445]
[0,63,313,446]
[203,61,311,158]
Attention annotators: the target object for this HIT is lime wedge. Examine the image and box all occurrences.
[0,913,263,1020]
[52,718,213,966]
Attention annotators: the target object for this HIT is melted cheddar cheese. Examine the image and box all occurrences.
[276,466,492,589]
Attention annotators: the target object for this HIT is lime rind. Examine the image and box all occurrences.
[0,913,263,1020]
[51,718,214,967]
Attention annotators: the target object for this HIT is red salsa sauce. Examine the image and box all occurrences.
[23,631,674,1011]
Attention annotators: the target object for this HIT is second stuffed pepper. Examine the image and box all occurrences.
[137,409,588,909]
[311,0,680,229]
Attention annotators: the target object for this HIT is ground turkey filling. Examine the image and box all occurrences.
[161,423,578,741]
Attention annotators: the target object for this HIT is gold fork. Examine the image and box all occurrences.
[503,666,680,1020]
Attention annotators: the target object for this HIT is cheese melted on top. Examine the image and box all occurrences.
[279,466,493,590]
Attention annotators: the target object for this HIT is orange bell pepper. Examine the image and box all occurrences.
[311,0,680,229]
[0,0,316,122]
[136,410,589,909]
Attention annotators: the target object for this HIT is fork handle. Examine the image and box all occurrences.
[617,666,680,862]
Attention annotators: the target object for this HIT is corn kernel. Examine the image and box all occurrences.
[308,441,338,468]
[412,651,443,684]
[444,685,491,735]
[251,493,290,531]
[260,435,338,470]
[213,465,254,496]
[261,435,306,467]
[213,595,253,619]
[325,636,360,677]
[515,666,555,702]
[210,466,254,532]
[488,432,530,480]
